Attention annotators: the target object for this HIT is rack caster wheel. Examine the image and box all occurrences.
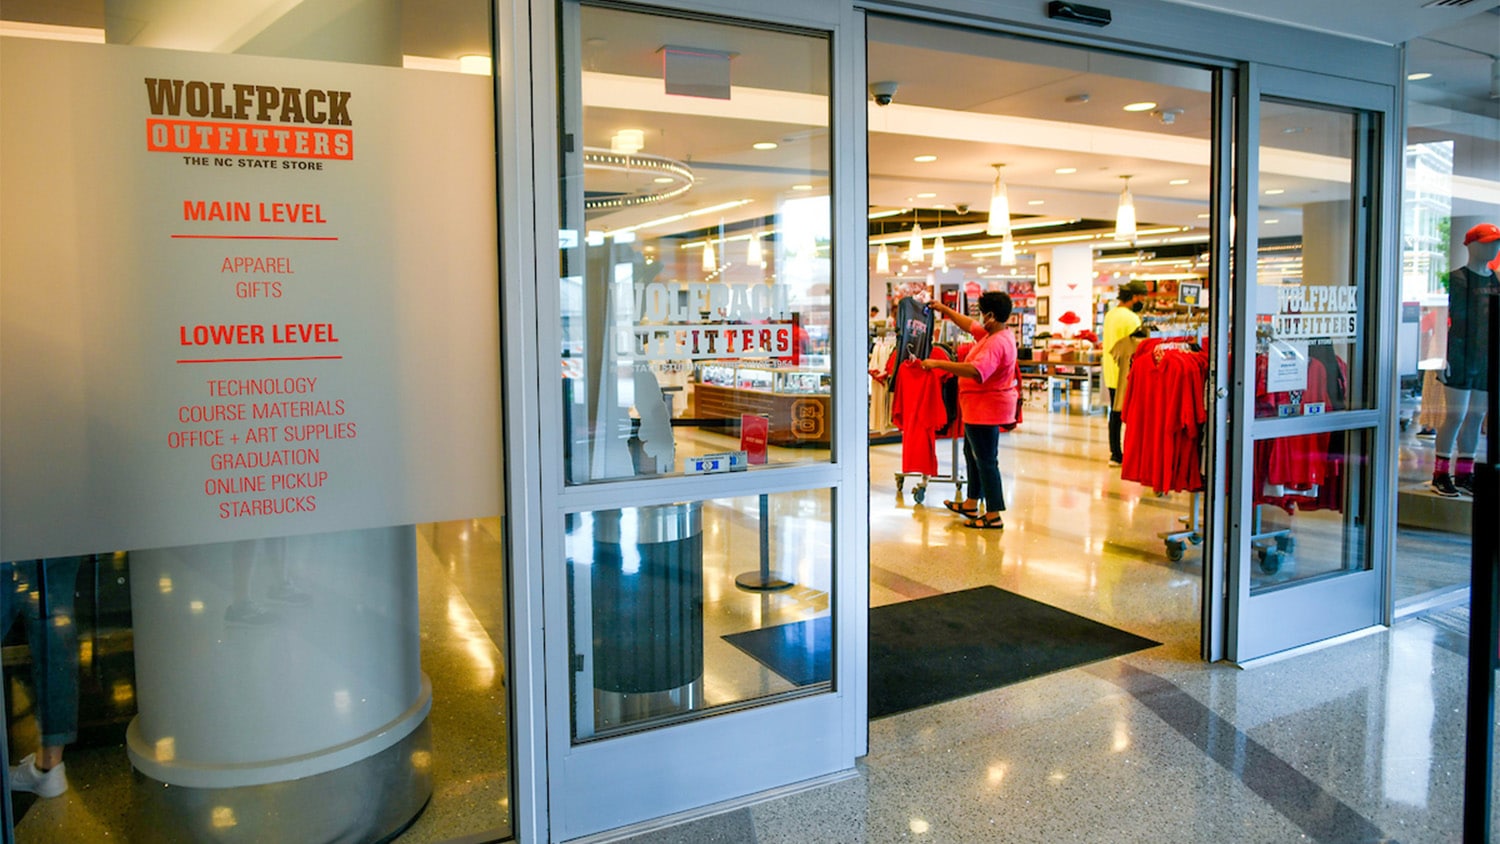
[1165,540,1185,562]
[912,485,926,504]
[1275,535,1296,553]
[1258,547,1282,574]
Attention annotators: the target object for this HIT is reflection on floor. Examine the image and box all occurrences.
[617,408,1490,844]
[7,522,512,844]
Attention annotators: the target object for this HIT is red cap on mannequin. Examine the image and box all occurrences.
[1463,222,1500,245]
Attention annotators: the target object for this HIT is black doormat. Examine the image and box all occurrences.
[869,586,1159,718]
[723,614,831,687]
[722,586,1160,718]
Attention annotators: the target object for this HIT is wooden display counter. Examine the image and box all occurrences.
[690,383,830,446]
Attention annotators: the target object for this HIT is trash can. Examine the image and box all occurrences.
[591,502,704,729]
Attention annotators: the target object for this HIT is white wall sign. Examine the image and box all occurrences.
[1,40,501,558]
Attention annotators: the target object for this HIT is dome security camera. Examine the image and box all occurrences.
[870,81,898,107]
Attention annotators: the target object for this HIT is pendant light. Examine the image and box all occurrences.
[702,240,717,273]
[875,219,891,274]
[932,208,947,271]
[747,233,764,268]
[986,164,1011,237]
[908,222,925,264]
[1114,175,1137,242]
[999,233,1017,267]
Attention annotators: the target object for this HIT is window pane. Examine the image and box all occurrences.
[1249,428,1374,592]
[568,489,833,740]
[1253,100,1373,419]
[559,7,833,484]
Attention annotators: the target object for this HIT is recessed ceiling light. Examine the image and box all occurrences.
[1407,72,1432,81]
[1197,213,1211,219]
[1281,127,1305,134]
[792,184,813,191]
[1123,101,1157,112]
[1028,200,1045,206]
[1264,219,1280,225]
[752,141,778,150]
[913,154,938,163]
[1264,188,1285,195]
[916,192,937,198]
[653,177,674,183]
[1169,178,1190,186]
[1055,167,1077,175]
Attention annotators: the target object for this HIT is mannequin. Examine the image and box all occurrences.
[1432,222,1500,497]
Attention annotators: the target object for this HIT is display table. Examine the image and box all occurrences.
[1020,360,1103,414]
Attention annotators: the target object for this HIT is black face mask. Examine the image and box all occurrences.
[1130,300,1146,313]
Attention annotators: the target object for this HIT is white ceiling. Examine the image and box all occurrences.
[3,0,1495,277]
[1158,0,1499,46]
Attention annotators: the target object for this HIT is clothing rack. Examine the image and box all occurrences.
[1158,491,1204,562]
[892,340,965,504]
[1120,337,1210,561]
[893,434,965,505]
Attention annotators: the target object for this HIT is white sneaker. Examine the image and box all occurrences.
[9,754,67,798]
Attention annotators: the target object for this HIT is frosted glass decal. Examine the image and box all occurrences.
[1,39,501,558]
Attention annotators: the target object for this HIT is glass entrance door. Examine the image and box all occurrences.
[1226,66,1398,661]
[536,2,862,839]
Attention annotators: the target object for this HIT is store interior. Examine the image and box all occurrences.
[3,2,1497,842]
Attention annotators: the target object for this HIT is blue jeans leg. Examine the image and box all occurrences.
[963,425,1005,513]
[2,557,83,747]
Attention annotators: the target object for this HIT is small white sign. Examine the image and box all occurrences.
[682,450,749,474]
[1265,341,1308,393]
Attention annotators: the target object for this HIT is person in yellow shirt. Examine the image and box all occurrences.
[1102,280,1148,466]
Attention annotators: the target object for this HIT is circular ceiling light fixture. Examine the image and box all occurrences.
[752,141,779,150]
[1123,101,1157,112]
[1407,72,1432,81]
[581,149,695,211]
[913,154,938,163]
[1055,167,1077,175]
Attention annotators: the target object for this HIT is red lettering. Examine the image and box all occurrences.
[179,324,265,345]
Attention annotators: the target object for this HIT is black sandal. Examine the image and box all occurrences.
[962,514,1005,530]
[944,500,977,517]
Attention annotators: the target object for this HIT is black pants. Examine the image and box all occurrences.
[963,424,1006,513]
[1108,388,1124,461]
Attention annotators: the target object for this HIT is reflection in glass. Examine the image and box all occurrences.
[568,489,833,741]
[1249,428,1373,591]
[1254,100,1373,418]
[1393,8,1500,605]
[559,8,833,484]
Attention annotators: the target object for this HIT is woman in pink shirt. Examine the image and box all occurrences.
[921,292,1018,529]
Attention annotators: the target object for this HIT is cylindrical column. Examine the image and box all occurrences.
[126,527,430,840]
[591,503,704,728]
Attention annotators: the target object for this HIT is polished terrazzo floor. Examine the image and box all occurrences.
[7,402,1485,843]
[612,407,1488,844]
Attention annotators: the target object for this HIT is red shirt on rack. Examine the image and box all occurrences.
[892,358,948,476]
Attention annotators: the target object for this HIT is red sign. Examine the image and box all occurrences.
[740,414,769,464]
